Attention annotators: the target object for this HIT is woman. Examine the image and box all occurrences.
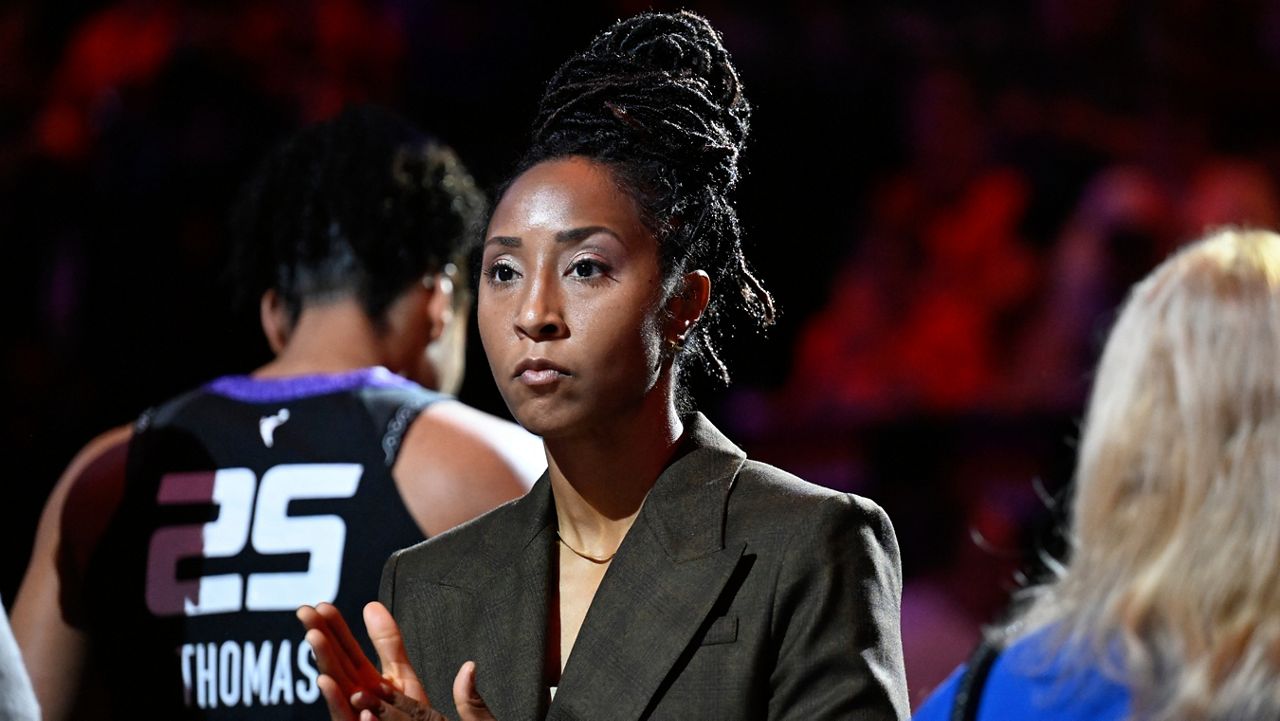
[915,227,1280,720]
[300,11,908,721]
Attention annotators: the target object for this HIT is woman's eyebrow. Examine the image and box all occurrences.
[485,235,521,248]
[556,226,623,245]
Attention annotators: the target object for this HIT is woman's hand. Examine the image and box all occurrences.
[347,661,495,721]
[297,601,497,721]
[297,601,421,720]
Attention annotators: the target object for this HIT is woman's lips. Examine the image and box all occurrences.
[514,359,570,386]
[518,368,564,386]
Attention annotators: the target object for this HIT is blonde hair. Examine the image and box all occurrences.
[1014,227,1280,719]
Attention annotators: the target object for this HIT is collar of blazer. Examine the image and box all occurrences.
[454,412,751,721]
[463,411,750,573]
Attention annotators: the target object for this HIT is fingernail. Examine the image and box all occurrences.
[353,692,383,713]
[379,682,396,698]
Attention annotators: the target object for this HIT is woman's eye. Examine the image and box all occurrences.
[570,259,605,279]
[485,262,518,283]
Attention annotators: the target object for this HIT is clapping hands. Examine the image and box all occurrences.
[297,602,496,721]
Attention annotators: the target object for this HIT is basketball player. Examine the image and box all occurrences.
[11,106,543,720]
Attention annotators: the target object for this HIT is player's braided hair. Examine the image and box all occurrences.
[231,105,485,326]
[517,10,775,385]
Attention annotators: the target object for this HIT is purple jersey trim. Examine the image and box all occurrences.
[204,366,418,403]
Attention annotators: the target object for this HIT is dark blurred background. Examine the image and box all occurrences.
[7,0,1280,707]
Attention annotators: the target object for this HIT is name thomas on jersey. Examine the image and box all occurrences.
[180,637,320,710]
[151,464,360,710]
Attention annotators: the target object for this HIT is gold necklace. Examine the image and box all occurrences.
[556,532,617,564]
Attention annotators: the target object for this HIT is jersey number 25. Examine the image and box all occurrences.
[144,464,363,617]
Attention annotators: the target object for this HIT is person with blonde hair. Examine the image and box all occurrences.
[916,227,1280,720]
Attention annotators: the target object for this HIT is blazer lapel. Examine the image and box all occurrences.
[548,414,748,721]
[463,475,556,721]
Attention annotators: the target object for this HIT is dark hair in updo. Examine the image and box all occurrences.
[231,105,486,326]
[516,10,775,386]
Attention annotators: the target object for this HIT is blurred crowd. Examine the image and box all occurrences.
[7,0,1280,707]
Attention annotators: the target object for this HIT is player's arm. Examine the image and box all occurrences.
[12,425,132,721]
[392,402,544,537]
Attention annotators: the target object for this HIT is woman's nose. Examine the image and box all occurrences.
[515,272,568,340]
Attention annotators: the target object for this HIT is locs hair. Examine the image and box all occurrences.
[514,11,775,386]
[230,105,486,326]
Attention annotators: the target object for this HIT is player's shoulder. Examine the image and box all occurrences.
[351,378,445,416]
[59,425,133,501]
[386,487,531,583]
[45,424,134,573]
[400,401,544,482]
[139,384,219,430]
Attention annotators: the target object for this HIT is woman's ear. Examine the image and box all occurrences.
[422,271,456,344]
[667,270,711,339]
[259,289,292,354]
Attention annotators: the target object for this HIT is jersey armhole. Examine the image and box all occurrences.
[382,401,432,468]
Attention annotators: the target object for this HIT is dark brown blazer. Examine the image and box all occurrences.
[380,414,909,720]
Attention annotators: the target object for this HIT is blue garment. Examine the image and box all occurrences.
[913,630,1130,721]
[0,597,40,721]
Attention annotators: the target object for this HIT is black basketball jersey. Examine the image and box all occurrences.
[82,367,442,719]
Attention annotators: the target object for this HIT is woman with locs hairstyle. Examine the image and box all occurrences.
[916,227,1280,720]
[300,11,909,721]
